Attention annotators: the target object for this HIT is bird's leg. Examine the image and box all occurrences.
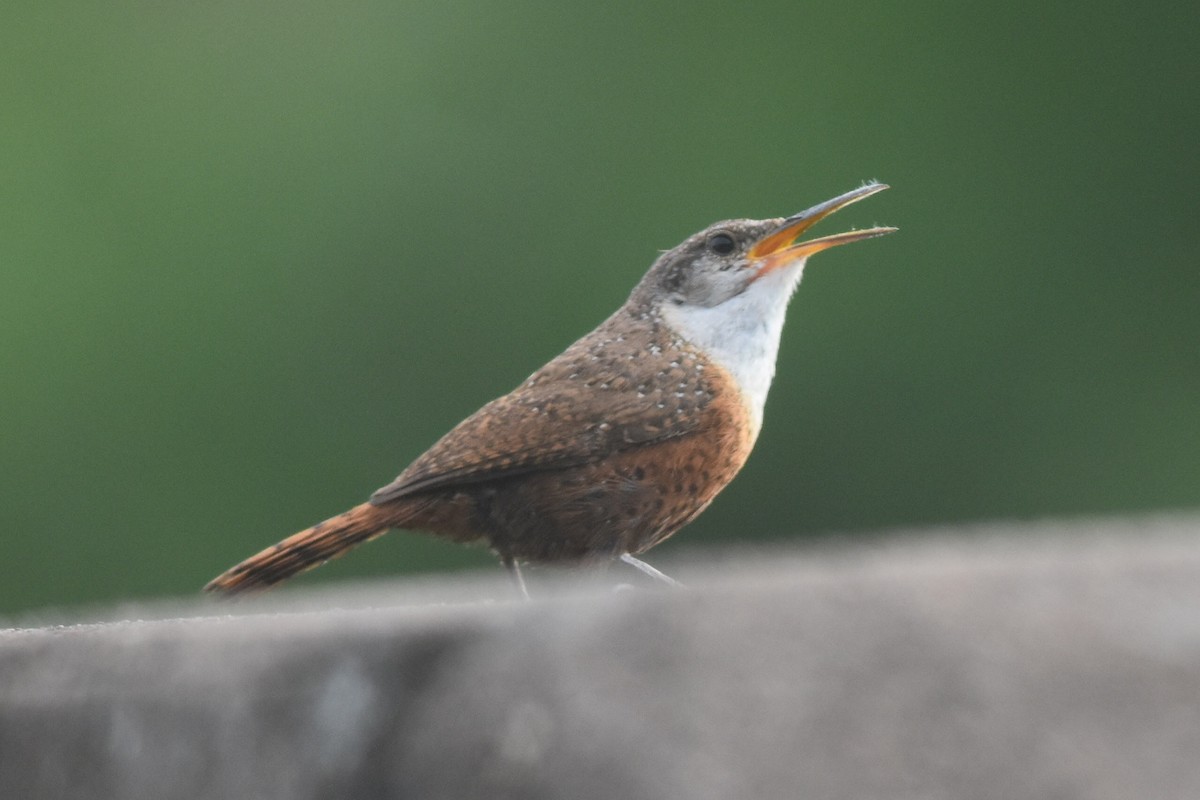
[620,553,684,588]
[502,555,531,600]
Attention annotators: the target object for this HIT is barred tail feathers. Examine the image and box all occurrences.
[204,502,395,594]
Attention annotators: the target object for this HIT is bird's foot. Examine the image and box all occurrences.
[619,553,684,589]
[502,555,531,600]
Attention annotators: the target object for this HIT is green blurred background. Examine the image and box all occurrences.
[3,1,1196,614]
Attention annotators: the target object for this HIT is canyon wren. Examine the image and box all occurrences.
[205,183,895,597]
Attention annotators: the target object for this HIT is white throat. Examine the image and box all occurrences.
[660,262,805,437]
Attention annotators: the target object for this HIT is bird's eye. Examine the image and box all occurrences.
[707,232,736,255]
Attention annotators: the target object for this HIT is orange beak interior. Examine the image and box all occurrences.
[748,183,896,276]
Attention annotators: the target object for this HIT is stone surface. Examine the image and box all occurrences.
[3,515,1200,799]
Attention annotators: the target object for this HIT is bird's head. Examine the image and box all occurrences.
[634,182,895,313]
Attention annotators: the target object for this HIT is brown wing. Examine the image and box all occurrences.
[369,317,715,505]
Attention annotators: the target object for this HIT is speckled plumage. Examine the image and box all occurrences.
[205,184,894,594]
[370,310,757,560]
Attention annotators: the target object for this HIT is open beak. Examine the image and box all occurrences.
[748,183,896,277]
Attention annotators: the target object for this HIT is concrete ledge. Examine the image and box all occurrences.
[4,515,1200,799]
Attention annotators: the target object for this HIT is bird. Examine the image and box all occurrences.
[204,183,895,598]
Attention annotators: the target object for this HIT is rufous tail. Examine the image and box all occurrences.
[204,502,394,595]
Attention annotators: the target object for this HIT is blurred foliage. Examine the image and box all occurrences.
[1,1,1196,613]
